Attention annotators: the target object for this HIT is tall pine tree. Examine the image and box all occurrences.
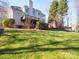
[58,0,68,29]
[48,0,59,29]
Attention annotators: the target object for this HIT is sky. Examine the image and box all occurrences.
[8,0,77,25]
[67,0,77,27]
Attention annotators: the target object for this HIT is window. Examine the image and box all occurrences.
[25,8,29,13]
[33,9,35,15]
[38,12,40,15]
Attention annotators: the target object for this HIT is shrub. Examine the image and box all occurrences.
[35,20,40,29]
[2,18,15,28]
[16,25,24,28]
[35,20,48,30]
[2,17,8,28]
[8,18,15,28]
[39,22,48,30]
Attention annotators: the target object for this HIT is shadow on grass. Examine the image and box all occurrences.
[0,33,64,47]
[0,31,79,54]
[0,35,79,54]
[0,34,29,47]
[0,39,79,54]
[5,30,39,34]
[0,35,16,47]
[0,46,79,54]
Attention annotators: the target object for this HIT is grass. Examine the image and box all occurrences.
[0,30,79,59]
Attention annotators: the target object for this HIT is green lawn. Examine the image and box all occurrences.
[0,30,79,59]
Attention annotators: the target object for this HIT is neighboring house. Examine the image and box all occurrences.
[0,0,9,21]
[0,6,7,20]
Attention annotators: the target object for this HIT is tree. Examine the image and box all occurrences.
[48,0,68,29]
[2,17,8,28]
[58,0,68,29]
[48,0,59,29]
[76,19,79,32]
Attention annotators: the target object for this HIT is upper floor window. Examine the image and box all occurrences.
[33,9,35,15]
[38,12,40,15]
[25,8,29,13]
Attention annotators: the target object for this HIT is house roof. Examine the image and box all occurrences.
[11,6,23,12]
